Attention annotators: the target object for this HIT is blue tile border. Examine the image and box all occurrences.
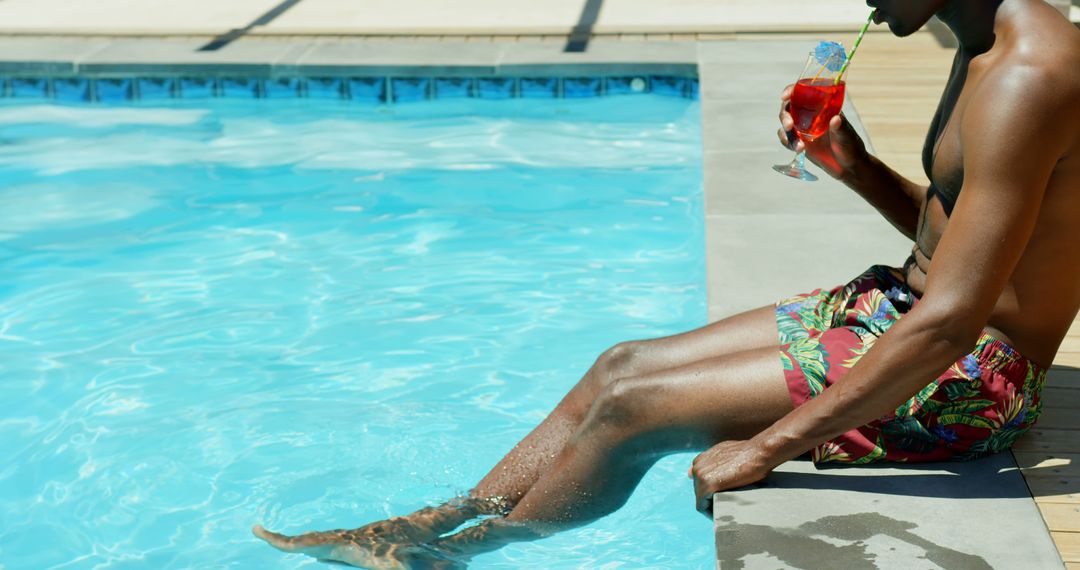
[434,78,473,99]
[390,77,430,103]
[305,77,345,99]
[475,78,515,99]
[346,77,385,103]
[264,77,301,99]
[0,75,699,103]
[179,77,215,99]
[221,77,261,98]
[52,77,91,102]
[10,77,49,99]
[137,77,175,99]
[519,77,558,98]
[606,76,650,96]
[563,77,602,99]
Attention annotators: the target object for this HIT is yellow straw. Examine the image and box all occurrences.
[835,12,874,85]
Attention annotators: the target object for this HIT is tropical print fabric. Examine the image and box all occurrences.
[775,265,1047,464]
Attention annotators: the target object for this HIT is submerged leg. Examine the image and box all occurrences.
[253,524,466,569]
[423,346,794,562]
[254,307,784,566]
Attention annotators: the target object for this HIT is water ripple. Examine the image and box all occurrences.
[0,96,708,569]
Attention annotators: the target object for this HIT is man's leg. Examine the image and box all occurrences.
[257,344,794,566]
[424,345,793,562]
[253,305,786,563]
[508,344,790,523]
[468,304,782,506]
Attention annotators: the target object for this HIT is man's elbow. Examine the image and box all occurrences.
[914,306,986,362]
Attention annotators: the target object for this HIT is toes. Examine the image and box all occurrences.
[252,525,302,552]
[252,525,341,555]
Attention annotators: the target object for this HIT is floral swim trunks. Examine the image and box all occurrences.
[775,264,1047,464]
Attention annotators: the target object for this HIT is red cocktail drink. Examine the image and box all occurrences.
[774,44,858,182]
[790,78,846,142]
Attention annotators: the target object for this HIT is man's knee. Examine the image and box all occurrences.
[583,376,654,432]
[593,341,647,387]
[561,341,648,423]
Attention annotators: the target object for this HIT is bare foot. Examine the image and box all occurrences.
[253,525,466,569]
[337,495,513,544]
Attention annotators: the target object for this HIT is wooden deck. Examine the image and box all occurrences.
[1019,336,1080,570]
[784,28,1080,567]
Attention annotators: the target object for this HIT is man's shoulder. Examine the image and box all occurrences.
[957,46,1079,171]
[967,48,1080,139]
[985,26,1080,109]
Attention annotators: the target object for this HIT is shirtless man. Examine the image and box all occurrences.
[254,1,1080,567]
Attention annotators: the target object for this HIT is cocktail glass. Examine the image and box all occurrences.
[773,52,847,182]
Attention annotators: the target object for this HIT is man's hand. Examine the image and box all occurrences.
[688,439,780,518]
[778,84,869,180]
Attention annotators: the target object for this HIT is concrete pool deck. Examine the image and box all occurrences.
[0,0,1019,36]
[0,0,1075,36]
[2,26,1079,568]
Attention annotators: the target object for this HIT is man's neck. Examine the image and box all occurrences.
[937,0,1006,55]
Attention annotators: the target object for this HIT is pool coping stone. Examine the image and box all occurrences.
[0,36,698,77]
[714,455,1062,569]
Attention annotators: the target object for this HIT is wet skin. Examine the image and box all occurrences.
[257,1,1080,567]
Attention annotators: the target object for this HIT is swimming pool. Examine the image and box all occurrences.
[0,89,707,568]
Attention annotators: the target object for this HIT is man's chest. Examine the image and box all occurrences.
[922,70,970,210]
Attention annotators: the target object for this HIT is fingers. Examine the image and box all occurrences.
[778,106,795,147]
[777,122,803,152]
[829,113,860,142]
[693,476,717,518]
[828,116,847,151]
[779,106,794,133]
[778,85,798,151]
[828,114,866,167]
[780,84,794,102]
[690,461,716,518]
[829,114,845,136]
[697,495,714,518]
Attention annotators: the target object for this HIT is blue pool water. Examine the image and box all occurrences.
[0,94,706,568]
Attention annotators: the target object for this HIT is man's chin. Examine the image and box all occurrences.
[889,20,920,38]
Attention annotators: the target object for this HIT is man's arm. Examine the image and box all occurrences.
[759,65,1068,461]
[838,148,926,241]
[780,85,924,241]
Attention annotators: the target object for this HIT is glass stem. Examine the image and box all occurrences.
[785,150,804,170]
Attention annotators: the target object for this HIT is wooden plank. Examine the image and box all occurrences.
[1056,353,1080,368]
[1039,503,1080,532]
[1014,453,1080,504]
[1015,452,1080,476]
[1014,429,1080,454]
[1043,387,1080,408]
[1038,407,1080,431]
[1011,453,1080,508]
[1053,532,1080,562]
[1049,368,1080,389]
[1029,480,1080,504]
